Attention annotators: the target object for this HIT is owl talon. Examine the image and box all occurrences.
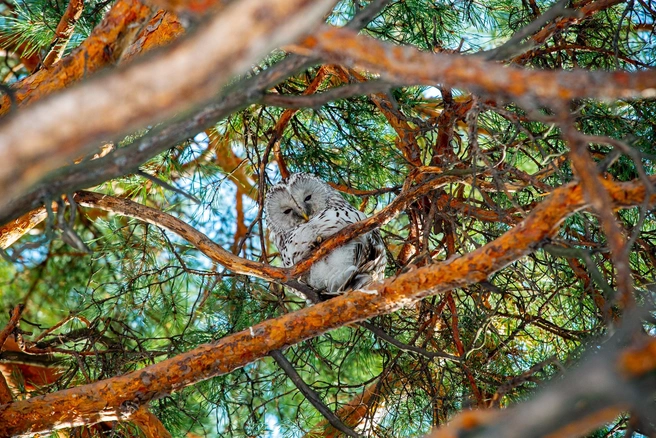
[310,236,323,250]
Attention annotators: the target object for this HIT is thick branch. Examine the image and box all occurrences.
[0,0,336,213]
[0,0,153,115]
[0,0,394,226]
[299,27,656,103]
[0,177,652,437]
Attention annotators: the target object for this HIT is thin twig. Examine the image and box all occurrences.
[358,320,460,362]
[270,349,362,438]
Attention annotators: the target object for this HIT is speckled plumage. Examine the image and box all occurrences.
[264,173,386,295]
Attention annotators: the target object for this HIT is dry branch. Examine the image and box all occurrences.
[0,0,336,214]
[299,27,656,103]
[0,177,652,437]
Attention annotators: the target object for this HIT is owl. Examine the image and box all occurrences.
[264,173,386,296]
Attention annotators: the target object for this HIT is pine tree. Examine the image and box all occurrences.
[0,0,654,436]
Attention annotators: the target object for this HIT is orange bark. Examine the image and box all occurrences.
[0,0,153,115]
[42,0,86,68]
[0,206,47,249]
[130,407,172,438]
[121,10,185,62]
[0,306,23,351]
[299,27,656,102]
[0,177,652,437]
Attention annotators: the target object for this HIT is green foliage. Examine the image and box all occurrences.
[1,0,655,436]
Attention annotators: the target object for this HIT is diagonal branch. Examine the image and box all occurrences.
[565,126,634,308]
[0,177,652,437]
[0,0,336,213]
[41,0,85,68]
[0,0,393,226]
[73,191,288,282]
[270,350,361,438]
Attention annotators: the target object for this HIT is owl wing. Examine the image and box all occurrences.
[332,202,387,286]
[312,203,387,293]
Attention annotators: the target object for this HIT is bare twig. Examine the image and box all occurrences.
[270,349,361,438]
[358,321,460,361]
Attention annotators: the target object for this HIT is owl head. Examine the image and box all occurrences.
[264,173,338,235]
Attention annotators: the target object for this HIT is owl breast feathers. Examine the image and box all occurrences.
[264,173,386,295]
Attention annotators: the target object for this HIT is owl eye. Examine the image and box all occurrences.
[304,195,312,202]
[283,208,292,215]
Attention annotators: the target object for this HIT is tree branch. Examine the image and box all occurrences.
[72,191,288,282]
[0,0,336,213]
[0,0,397,226]
[261,80,396,109]
[0,0,153,115]
[297,26,656,104]
[41,0,86,68]
[0,305,24,351]
[129,407,172,438]
[565,126,634,308]
[0,177,652,437]
[270,350,361,438]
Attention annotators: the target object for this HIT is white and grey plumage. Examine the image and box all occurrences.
[264,173,386,295]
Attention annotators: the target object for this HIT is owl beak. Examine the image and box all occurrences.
[301,211,310,222]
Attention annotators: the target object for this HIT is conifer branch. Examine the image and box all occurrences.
[0,177,653,437]
[41,0,85,68]
[298,26,656,103]
[0,0,337,213]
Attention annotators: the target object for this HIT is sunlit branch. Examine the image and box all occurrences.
[0,177,652,436]
[298,26,656,103]
[0,0,336,213]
